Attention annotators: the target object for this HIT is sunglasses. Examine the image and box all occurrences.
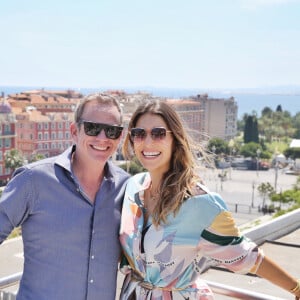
[130,127,172,142]
[79,120,123,139]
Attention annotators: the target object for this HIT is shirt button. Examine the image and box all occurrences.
[90,279,94,283]
[91,255,95,259]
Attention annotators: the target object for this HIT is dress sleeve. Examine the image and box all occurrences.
[197,210,264,274]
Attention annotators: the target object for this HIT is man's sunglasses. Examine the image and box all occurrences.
[130,127,172,142]
[79,120,123,139]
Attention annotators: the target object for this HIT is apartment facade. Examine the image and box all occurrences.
[8,89,81,114]
[166,99,207,143]
[0,89,238,184]
[190,94,238,141]
[14,108,74,159]
[0,100,17,183]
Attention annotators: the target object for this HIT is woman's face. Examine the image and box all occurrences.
[132,113,174,175]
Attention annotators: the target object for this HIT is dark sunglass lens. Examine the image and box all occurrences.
[151,128,167,139]
[104,126,122,139]
[84,122,100,136]
[82,121,122,139]
[131,128,146,139]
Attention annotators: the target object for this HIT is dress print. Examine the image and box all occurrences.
[119,173,263,300]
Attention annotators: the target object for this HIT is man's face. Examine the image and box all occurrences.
[71,100,122,164]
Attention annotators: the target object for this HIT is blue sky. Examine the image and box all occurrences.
[1,0,300,90]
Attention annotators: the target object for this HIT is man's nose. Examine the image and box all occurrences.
[96,129,107,139]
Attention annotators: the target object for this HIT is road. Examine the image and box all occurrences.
[202,168,296,211]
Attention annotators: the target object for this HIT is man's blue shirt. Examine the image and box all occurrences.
[0,146,129,300]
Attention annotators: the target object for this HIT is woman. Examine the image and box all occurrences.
[119,99,299,300]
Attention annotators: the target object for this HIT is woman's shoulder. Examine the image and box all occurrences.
[191,182,209,196]
[189,182,227,211]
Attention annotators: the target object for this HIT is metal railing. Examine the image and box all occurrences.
[0,273,21,300]
[0,272,285,300]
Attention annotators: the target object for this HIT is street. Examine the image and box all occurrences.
[201,167,297,212]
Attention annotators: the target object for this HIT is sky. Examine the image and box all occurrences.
[1,0,300,91]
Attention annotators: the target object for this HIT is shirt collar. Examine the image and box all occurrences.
[54,145,124,182]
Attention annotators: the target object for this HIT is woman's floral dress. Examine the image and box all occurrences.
[119,173,264,300]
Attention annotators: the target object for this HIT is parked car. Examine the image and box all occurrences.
[231,158,270,171]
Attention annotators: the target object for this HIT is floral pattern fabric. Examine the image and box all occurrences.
[119,172,263,300]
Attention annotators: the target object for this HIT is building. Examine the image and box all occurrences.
[13,107,74,160]
[2,89,239,171]
[0,99,17,184]
[191,94,238,141]
[8,89,81,114]
[166,98,207,143]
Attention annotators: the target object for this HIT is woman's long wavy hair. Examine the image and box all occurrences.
[123,100,203,226]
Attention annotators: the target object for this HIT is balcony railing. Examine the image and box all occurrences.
[0,272,284,300]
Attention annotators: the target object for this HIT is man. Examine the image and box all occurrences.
[0,93,130,300]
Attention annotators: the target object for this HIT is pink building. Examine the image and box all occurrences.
[14,108,74,160]
[0,100,17,184]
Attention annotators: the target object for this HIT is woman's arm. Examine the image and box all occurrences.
[256,255,300,299]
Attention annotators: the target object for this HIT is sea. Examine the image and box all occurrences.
[1,85,300,119]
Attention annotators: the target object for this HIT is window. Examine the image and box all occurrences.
[4,124,10,134]
[4,139,11,148]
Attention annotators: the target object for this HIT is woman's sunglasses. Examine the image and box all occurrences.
[130,127,172,142]
[79,120,123,140]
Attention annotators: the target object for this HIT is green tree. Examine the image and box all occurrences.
[261,106,273,117]
[257,182,275,208]
[284,147,300,159]
[258,109,294,142]
[207,138,229,155]
[4,149,25,172]
[271,190,300,215]
[244,115,259,143]
[30,153,46,162]
[240,142,262,158]
[292,112,300,138]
